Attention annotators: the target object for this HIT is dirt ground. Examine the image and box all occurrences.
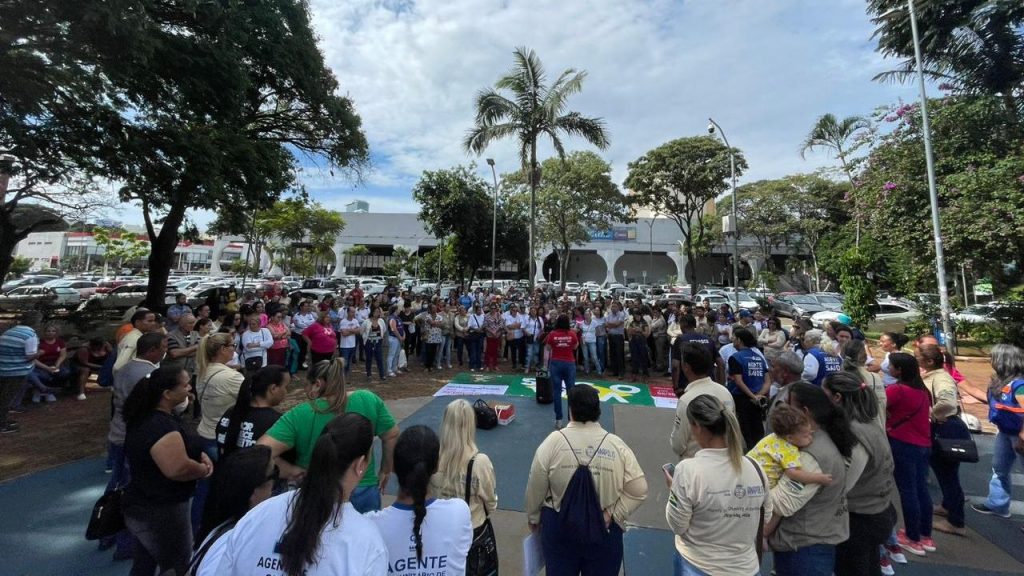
[0,345,993,482]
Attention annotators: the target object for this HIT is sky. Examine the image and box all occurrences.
[105,0,927,231]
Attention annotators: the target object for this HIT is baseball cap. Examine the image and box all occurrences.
[738,309,752,318]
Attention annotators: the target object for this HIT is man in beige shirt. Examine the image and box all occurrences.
[525,385,648,573]
[669,342,736,459]
[113,309,160,372]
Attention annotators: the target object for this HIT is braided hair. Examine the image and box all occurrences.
[393,425,440,562]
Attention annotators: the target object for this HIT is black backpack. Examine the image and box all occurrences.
[557,431,609,544]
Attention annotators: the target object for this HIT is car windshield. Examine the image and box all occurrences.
[962,305,994,315]
[816,296,842,305]
[790,296,817,304]
[736,292,754,301]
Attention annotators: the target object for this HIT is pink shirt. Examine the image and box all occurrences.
[302,323,337,354]
[885,383,931,447]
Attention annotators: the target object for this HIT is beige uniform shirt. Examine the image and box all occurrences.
[430,452,499,529]
[525,421,648,526]
[923,369,959,423]
[113,328,143,372]
[670,377,737,459]
[196,363,245,440]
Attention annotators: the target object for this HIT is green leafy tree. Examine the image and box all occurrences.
[345,245,372,276]
[800,113,872,244]
[229,259,259,278]
[383,246,414,278]
[778,174,849,292]
[828,248,878,329]
[93,227,150,272]
[717,179,795,266]
[625,136,746,288]
[7,1,368,308]
[413,165,495,287]
[464,47,610,285]
[7,255,31,278]
[504,151,627,291]
[867,0,1024,113]
[419,242,460,283]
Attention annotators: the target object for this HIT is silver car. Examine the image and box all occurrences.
[0,286,79,311]
[772,295,826,318]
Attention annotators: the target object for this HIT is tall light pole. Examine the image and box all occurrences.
[707,118,740,313]
[908,0,956,354]
[486,158,499,293]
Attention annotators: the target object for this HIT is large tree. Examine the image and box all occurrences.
[464,47,609,286]
[504,151,628,291]
[777,173,850,292]
[717,180,795,267]
[625,136,746,288]
[412,165,495,287]
[800,113,871,244]
[5,1,368,309]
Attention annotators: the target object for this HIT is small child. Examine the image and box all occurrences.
[748,404,834,488]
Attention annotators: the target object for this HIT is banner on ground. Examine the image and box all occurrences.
[433,372,675,409]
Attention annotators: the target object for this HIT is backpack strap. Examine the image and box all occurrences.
[558,430,610,468]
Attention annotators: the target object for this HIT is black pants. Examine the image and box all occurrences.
[509,337,524,368]
[355,334,364,362]
[292,335,308,368]
[425,342,439,371]
[608,334,625,376]
[406,330,419,357]
[733,394,765,452]
[835,504,896,576]
[124,500,192,576]
[311,350,334,365]
[455,336,466,365]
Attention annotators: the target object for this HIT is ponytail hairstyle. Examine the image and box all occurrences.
[840,339,868,371]
[223,366,289,455]
[307,358,348,415]
[197,445,273,544]
[394,425,441,563]
[917,343,945,371]
[823,371,878,424]
[787,382,857,458]
[686,394,744,472]
[122,366,187,431]
[436,399,479,498]
[197,332,234,381]
[883,332,909,350]
[278,413,373,576]
[888,352,931,401]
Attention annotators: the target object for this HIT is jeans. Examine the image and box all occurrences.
[508,337,524,368]
[364,339,385,379]
[355,334,364,362]
[468,335,484,370]
[835,504,896,576]
[387,336,403,374]
[190,437,220,536]
[104,442,135,556]
[454,336,466,365]
[673,552,711,576]
[524,340,540,372]
[548,360,576,421]
[350,484,382,513]
[889,437,932,541]
[931,449,965,527]
[0,376,25,426]
[608,334,625,376]
[773,543,836,576]
[596,335,608,375]
[124,500,192,576]
[437,335,452,368]
[582,340,602,374]
[733,393,766,452]
[540,507,622,576]
[983,430,1024,515]
[339,346,356,374]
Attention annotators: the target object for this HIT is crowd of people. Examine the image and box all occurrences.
[1,279,1023,575]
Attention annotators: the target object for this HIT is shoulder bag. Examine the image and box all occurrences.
[464,457,499,576]
[744,456,768,566]
[85,488,125,540]
[931,382,979,463]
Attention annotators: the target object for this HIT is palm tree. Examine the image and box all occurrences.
[464,47,609,287]
[800,113,870,245]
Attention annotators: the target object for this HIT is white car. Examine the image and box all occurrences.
[811,301,920,332]
[563,282,581,293]
[44,279,99,298]
[0,286,79,310]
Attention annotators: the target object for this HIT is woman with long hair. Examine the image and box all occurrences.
[542,314,580,429]
[257,358,399,513]
[431,400,499,575]
[757,316,787,362]
[483,303,505,372]
[122,366,211,576]
[265,310,291,367]
[840,339,886,428]
[362,306,388,381]
[767,382,855,576]
[822,372,897,576]
[216,366,290,458]
[368,426,473,575]
[885,353,935,556]
[970,344,1024,520]
[667,393,767,576]
[191,446,276,575]
[867,332,908,386]
[215,413,387,575]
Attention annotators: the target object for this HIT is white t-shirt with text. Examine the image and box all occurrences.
[366,498,473,576]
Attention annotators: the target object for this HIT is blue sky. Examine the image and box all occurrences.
[109,0,928,230]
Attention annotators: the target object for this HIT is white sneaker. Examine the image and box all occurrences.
[31,392,42,404]
[44,394,57,403]
[76,393,87,401]
[388,372,397,378]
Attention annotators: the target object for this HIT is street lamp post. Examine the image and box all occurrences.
[707,118,740,313]
[487,159,499,293]
[908,0,956,354]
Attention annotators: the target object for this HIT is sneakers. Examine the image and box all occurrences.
[554,419,563,429]
[919,535,937,552]
[971,503,1011,518]
[388,372,397,378]
[933,518,967,536]
[44,394,57,403]
[885,544,907,564]
[897,529,926,556]
[31,392,42,404]
[76,393,87,400]
[879,556,895,576]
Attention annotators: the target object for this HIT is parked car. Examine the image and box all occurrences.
[45,279,99,299]
[2,275,60,293]
[698,294,731,310]
[0,286,80,311]
[811,301,921,332]
[287,289,336,305]
[734,292,760,311]
[771,294,826,318]
[811,294,845,312]
[80,283,176,312]
[952,302,1024,324]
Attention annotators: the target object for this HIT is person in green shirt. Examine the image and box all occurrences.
[258,358,400,512]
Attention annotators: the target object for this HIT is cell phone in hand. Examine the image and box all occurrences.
[662,462,676,478]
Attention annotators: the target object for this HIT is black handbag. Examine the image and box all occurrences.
[473,399,498,430]
[465,457,499,576]
[932,416,979,463]
[85,488,125,540]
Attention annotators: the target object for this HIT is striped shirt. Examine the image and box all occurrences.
[0,325,39,377]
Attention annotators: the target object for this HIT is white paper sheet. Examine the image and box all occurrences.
[523,531,545,576]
